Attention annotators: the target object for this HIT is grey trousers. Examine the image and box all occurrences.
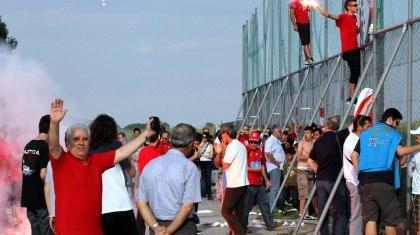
[346,182,363,235]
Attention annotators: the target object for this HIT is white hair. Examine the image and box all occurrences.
[65,123,90,146]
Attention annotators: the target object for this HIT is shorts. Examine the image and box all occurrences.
[297,170,315,200]
[342,49,361,85]
[414,194,420,232]
[361,182,402,226]
[297,24,310,46]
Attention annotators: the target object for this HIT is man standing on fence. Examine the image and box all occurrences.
[319,0,362,104]
[343,115,372,235]
[352,108,420,235]
[264,125,286,210]
[290,0,314,65]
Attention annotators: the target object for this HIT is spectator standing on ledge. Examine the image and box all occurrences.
[290,0,314,65]
[320,0,362,103]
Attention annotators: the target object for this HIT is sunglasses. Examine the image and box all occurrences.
[349,3,358,7]
[203,136,208,139]
[249,141,261,145]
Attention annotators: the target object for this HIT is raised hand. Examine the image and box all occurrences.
[50,99,68,124]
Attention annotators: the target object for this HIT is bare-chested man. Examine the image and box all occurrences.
[296,126,319,218]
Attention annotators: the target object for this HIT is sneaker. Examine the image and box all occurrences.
[267,220,282,231]
[346,97,358,106]
[304,59,314,66]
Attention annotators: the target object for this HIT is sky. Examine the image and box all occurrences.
[1,0,261,128]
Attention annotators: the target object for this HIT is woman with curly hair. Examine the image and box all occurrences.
[89,114,138,235]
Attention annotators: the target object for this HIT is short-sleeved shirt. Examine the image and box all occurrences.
[343,132,359,186]
[157,140,172,155]
[247,147,265,186]
[21,139,49,210]
[238,134,249,146]
[223,139,249,188]
[336,13,359,52]
[51,150,115,235]
[138,149,201,220]
[45,162,55,216]
[264,135,286,171]
[138,145,161,175]
[290,1,310,24]
[309,131,342,181]
[410,152,420,194]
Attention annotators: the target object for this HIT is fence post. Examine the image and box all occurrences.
[263,76,291,131]
[406,1,413,233]
[251,83,273,128]
[240,88,260,131]
[233,93,248,127]
[312,25,408,235]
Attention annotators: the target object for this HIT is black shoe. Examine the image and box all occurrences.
[207,196,213,200]
[192,214,200,224]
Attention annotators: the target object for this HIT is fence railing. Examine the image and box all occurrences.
[235,16,420,234]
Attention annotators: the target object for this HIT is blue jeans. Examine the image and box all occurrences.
[199,161,212,198]
[268,168,283,210]
[243,185,274,228]
[316,180,350,235]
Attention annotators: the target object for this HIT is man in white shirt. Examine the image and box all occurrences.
[264,125,286,210]
[409,127,420,234]
[343,115,372,235]
[214,123,249,235]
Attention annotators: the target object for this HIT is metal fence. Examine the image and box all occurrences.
[236,0,419,234]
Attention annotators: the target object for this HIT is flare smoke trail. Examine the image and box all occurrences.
[0,46,61,234]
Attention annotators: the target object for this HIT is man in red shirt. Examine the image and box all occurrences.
[242,131,281,232]
[48,99,154,235]
[137,134,162,234]
[290,0,314,65]
[157,130,172,154]
[320,0,362,103]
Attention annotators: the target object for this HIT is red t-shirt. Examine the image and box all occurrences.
[51,150,115,235]
[238,134,249,146]
[336,13,359,52]
[291,1,310,24]
[138,145,161,175]
[247,147,265,186]
[157,140,172,155]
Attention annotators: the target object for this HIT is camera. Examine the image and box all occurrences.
[149,116,162,134]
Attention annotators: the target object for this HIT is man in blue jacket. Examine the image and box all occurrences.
[352,108,420,235]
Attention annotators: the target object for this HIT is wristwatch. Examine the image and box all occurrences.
[49,214,54,219]
[151,223,159,230]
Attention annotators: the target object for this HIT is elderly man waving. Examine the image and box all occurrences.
[48,99,154,235]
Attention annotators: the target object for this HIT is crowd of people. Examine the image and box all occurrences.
[11,97,419,235]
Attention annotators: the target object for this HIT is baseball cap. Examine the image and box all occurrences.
[410,127,420,135]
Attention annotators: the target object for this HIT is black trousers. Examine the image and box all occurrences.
[102,210,139,235]
[221,186,248,235]
[342,49,361,85]
[150,219,197,235]
[26,209,53,235]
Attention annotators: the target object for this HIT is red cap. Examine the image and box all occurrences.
[249,131,261,142]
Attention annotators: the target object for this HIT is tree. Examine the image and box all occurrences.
[0,16,18,49]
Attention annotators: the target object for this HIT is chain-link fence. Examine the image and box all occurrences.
[235,0,419,233]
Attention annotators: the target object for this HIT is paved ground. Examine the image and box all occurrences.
[197,198,317,235]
